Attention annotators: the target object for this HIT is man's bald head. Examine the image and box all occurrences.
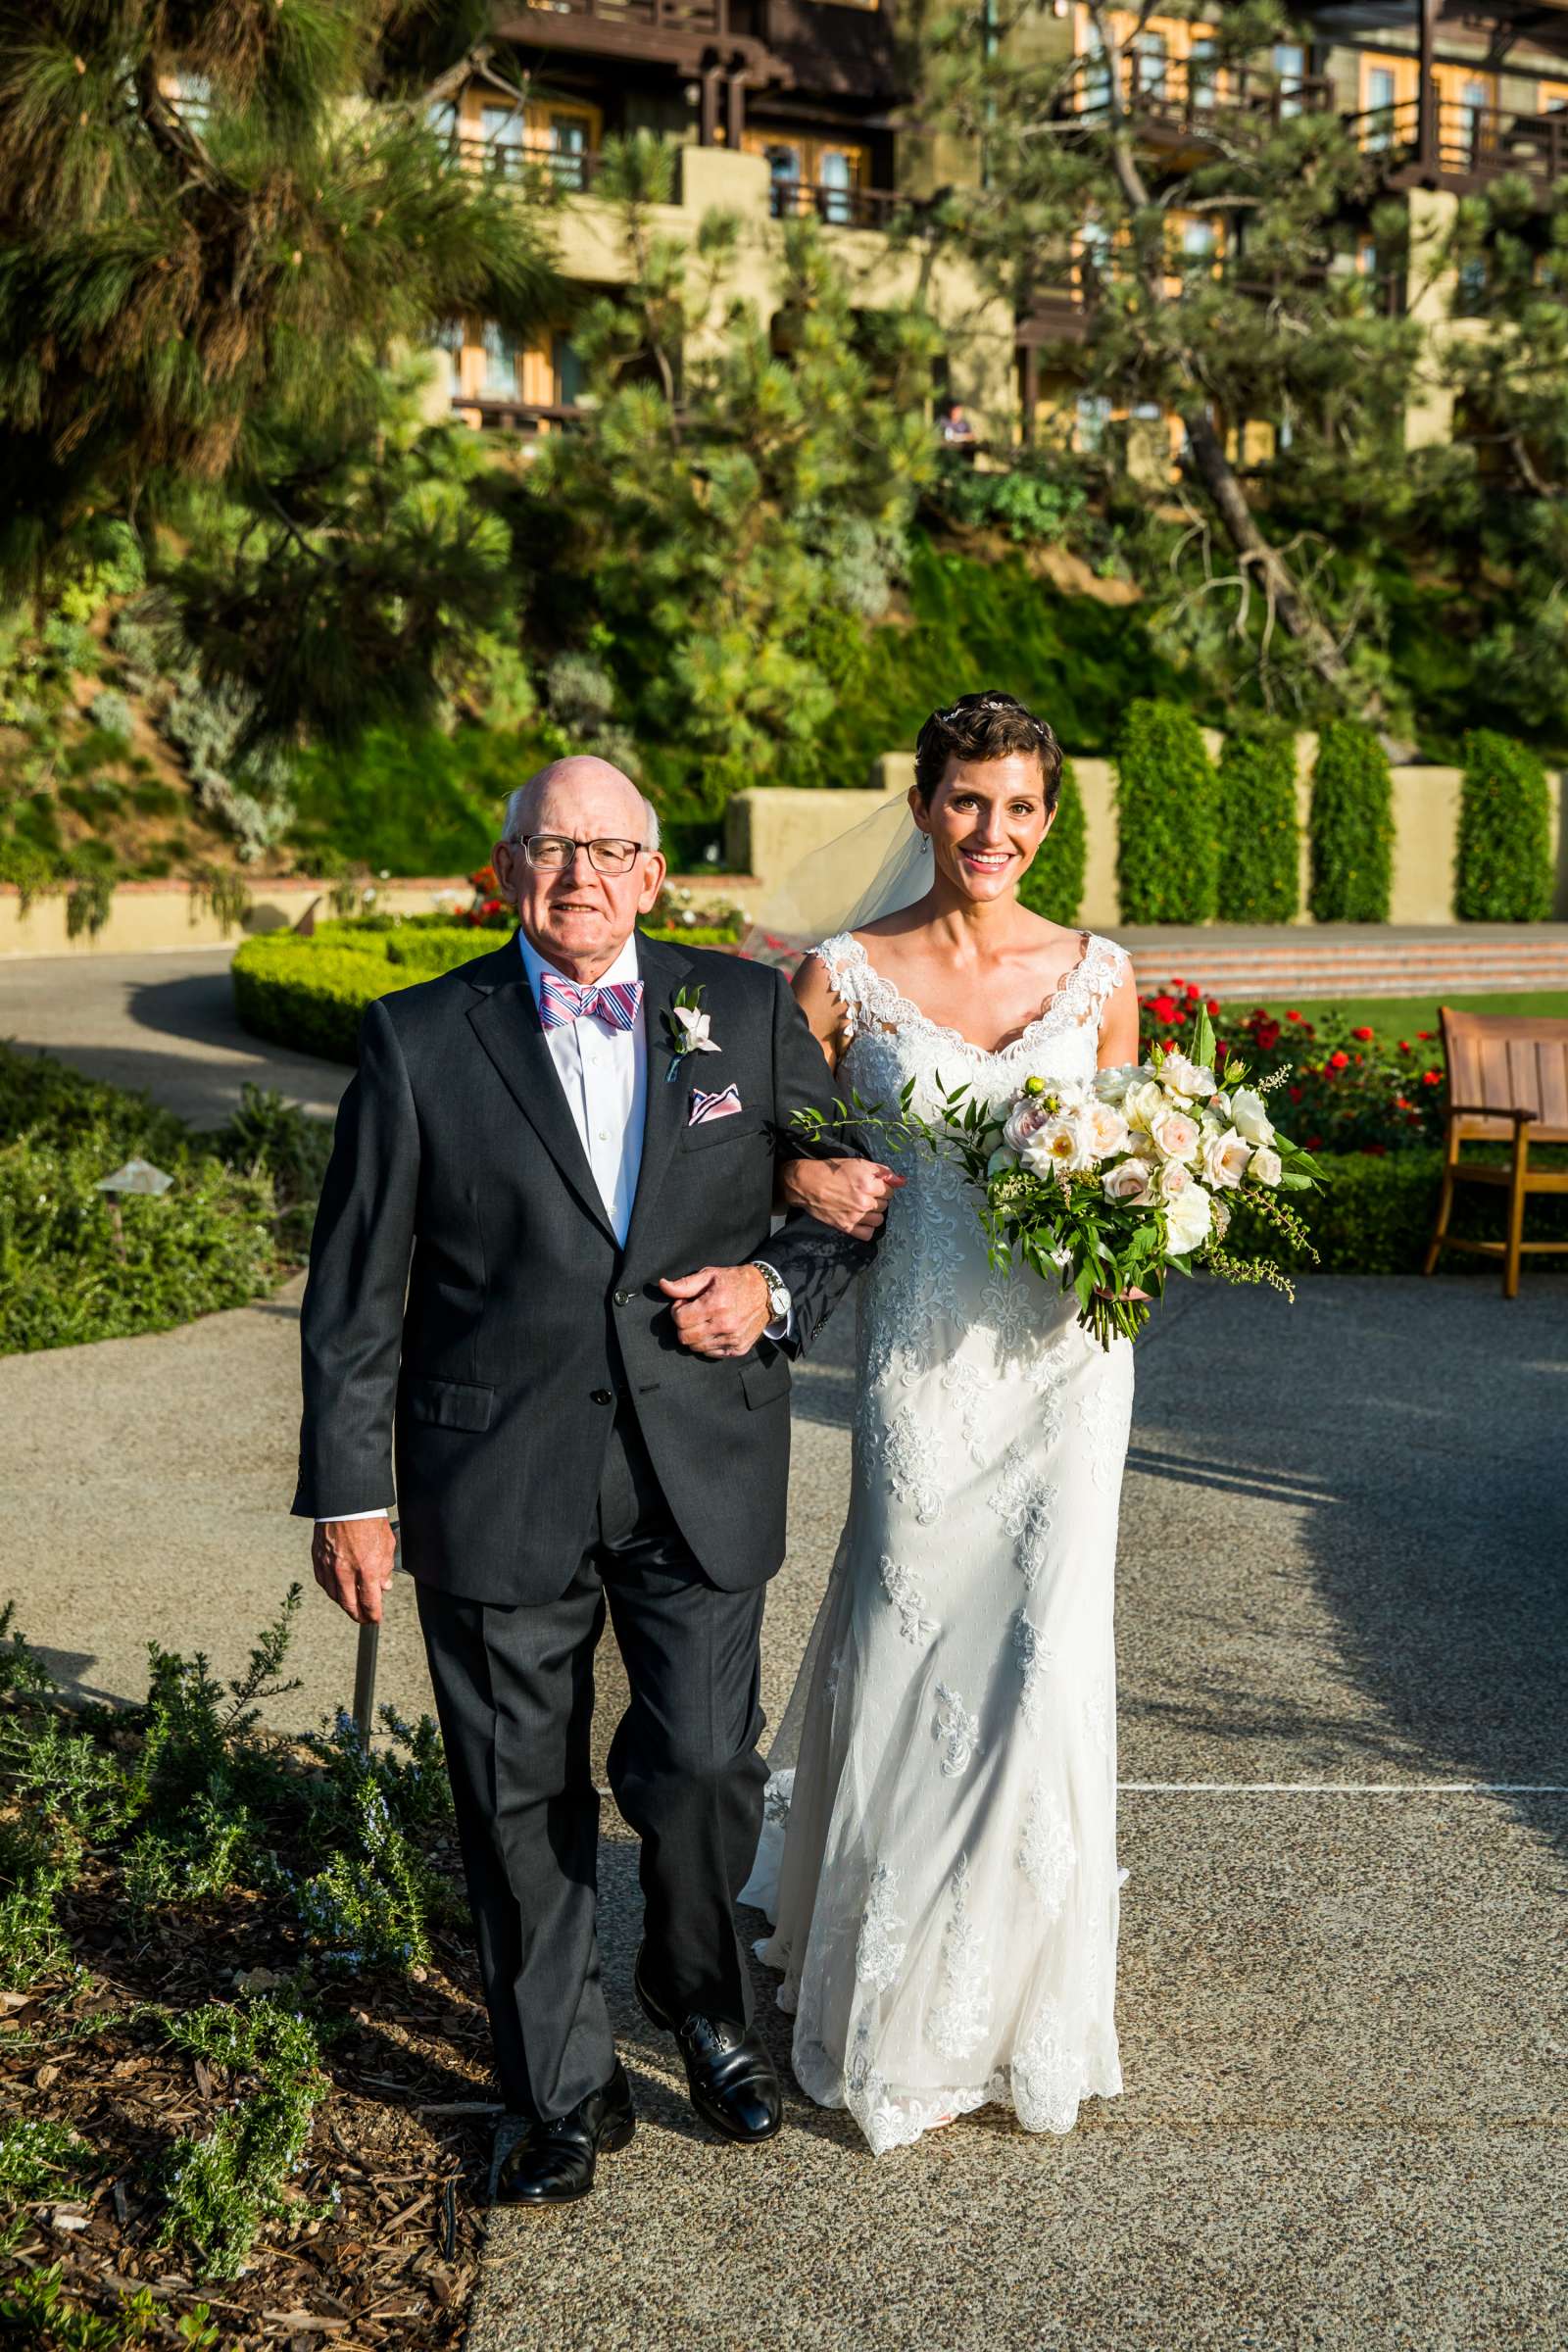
[502,759,660,857]
[493,754,666,983]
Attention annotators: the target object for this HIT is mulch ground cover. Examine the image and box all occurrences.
[2,1851,502,2349]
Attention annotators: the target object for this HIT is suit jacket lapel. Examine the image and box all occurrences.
[623,933,694,1266]
[465,944,619,1248]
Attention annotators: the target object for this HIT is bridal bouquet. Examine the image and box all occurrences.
[796,1004,1326,1348]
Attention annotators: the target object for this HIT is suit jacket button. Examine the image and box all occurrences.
[613,1289,633,1306]
[591,1389,613,1405]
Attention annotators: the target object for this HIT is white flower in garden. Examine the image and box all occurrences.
[1202,1126,1251,1191]
[1230,1087,1276,1148]
[1250,1144,1284,1187]
[1158,1157,1192,1200]
[1102,1157,1153,1205]
[1123,1077,1167,1135]
[1149,1106,1200,1164]
[1084,1100,1131,1160]
[1159,1053,1215,1101]
[1165,1179,1213,1255]
[672,1004,720,1054]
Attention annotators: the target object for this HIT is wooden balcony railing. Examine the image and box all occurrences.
[1351,92,1568,192]
[1071,53,1334,134]
[510,0,724,35]
[452,396,590,435]
[456,135,640,197]
[768,179,914,230]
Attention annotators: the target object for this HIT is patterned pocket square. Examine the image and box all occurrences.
[688,1083,744,1126]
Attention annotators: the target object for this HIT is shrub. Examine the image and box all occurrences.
[0,1050,318,1353]
[1114,701,1216,923]
[1454,729,1553,922]
[1214,720,1299,922]
[1308,719,1393,922]
[231,922,493,1062]
[1259,1145,1568,1274]
[1017,757,1087,925]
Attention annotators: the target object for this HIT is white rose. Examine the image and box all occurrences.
[1149,1106,1200,1164]
[1102,1157,1153,1205]
[1158,1156,1191,1200]
[1095,1062,1149,1106]
[1084,1099,1131,1161]
[1159,1052,1215,1101]
[1003,1098,1055,1155]
[1201,1125,1251,1191]
[1230,1087,1276,1148]
[1164,1179,1213,1255]
[1020,1114,1096,1178]
[1250,1144,1283,1187]
[1123,1077,1167,1135]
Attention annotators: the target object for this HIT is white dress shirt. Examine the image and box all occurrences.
[318,931,784,1524]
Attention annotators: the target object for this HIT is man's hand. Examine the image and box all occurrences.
[659,1264,771,1359]
[313,1517,397,1625]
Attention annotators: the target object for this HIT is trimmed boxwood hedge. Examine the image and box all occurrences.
[1454,729,1554,922]
[1114,701,1217,923]
[1214,720,1299,922]
[1254,1145,1568,1274]
[1308,719,1394,922]
[1017,756,1088,926]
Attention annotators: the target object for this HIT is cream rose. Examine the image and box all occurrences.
[1159,1052,1216,1101]
[1084,1099,1131,1160]
[1149,1106,1200,1164]
[1003,1097,1055,1156]
[1122,1077,1167,1135]
[1164,1178,1213,1255]
[1020,1114,1096,1178]
[1158,1156,1192,1200]
[1201,1125,1251,1191]
[1094,1062,1146,1105]
[1230,1087,1276,1148]
[1250,1144,1283,1187]
[1102,1157,1153,1205]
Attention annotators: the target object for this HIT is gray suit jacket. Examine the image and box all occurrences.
[293,934,870,1602]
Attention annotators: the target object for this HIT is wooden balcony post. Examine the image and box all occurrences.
[725,64,746,149]
[1417,0,1439,173]
[700,61,721,146]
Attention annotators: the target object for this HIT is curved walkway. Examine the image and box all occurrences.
[0,944,348,1126]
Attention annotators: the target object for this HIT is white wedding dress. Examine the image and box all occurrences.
[743,929,1135,2155]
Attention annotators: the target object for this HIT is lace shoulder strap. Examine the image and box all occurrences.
[1055,934,1131,1032]
[808,931,873,1015]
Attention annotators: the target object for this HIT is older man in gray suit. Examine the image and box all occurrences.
[296,758,875,2205]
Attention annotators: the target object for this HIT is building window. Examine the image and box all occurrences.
[1082,25,1111,111]
[1132,31,1167,102]
[1076,393,1113,453]
[1273,41,1306,117]
[481,321,519,399]
[427,99,458,145]
[1190,37,1216,110]
[1366,66,1396,152]
[481,104,526,172]
[552,333,587,408]
[1180,219,1217,278]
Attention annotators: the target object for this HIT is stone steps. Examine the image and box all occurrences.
[1119,926,1568,1002]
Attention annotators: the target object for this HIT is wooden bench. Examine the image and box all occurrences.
[1423,1005,1568,1296]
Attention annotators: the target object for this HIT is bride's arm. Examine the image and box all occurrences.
[1097,963,1141,1070]
[774,953,904,1238]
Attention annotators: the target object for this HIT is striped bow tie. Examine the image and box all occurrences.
[538,972,644,1034]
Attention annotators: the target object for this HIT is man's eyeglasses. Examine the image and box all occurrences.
[516,834,648,875]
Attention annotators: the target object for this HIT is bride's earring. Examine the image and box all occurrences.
[919,835,931,855]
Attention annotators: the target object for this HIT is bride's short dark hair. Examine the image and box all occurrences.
[914,691,1064,811]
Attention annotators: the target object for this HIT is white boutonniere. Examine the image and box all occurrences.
[663,984,721,1082]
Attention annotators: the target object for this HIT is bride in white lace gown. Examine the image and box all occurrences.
[742,692,1141,2156]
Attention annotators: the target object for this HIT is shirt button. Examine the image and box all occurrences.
[591,1389,613,1406]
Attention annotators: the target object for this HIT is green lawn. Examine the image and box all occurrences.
[1232,990,1568,1035]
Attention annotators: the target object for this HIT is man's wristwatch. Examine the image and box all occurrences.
[752,1260,792,1326]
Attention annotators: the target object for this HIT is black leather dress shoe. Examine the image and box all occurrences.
[634,1946,782,2143]
[493,2062,636,2206]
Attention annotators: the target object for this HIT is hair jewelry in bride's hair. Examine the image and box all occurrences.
[915,690,1063,812]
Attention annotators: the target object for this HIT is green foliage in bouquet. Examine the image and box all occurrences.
[1454,730,1553,922]
[1114,702,1216,924]
[1214,721,1299,923]
[1308,720,1393,922]
[1017,758,1087,927]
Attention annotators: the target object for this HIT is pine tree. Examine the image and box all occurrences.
[0,0,559,734]
[921,0,1423,721]
[515,135,943,843]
